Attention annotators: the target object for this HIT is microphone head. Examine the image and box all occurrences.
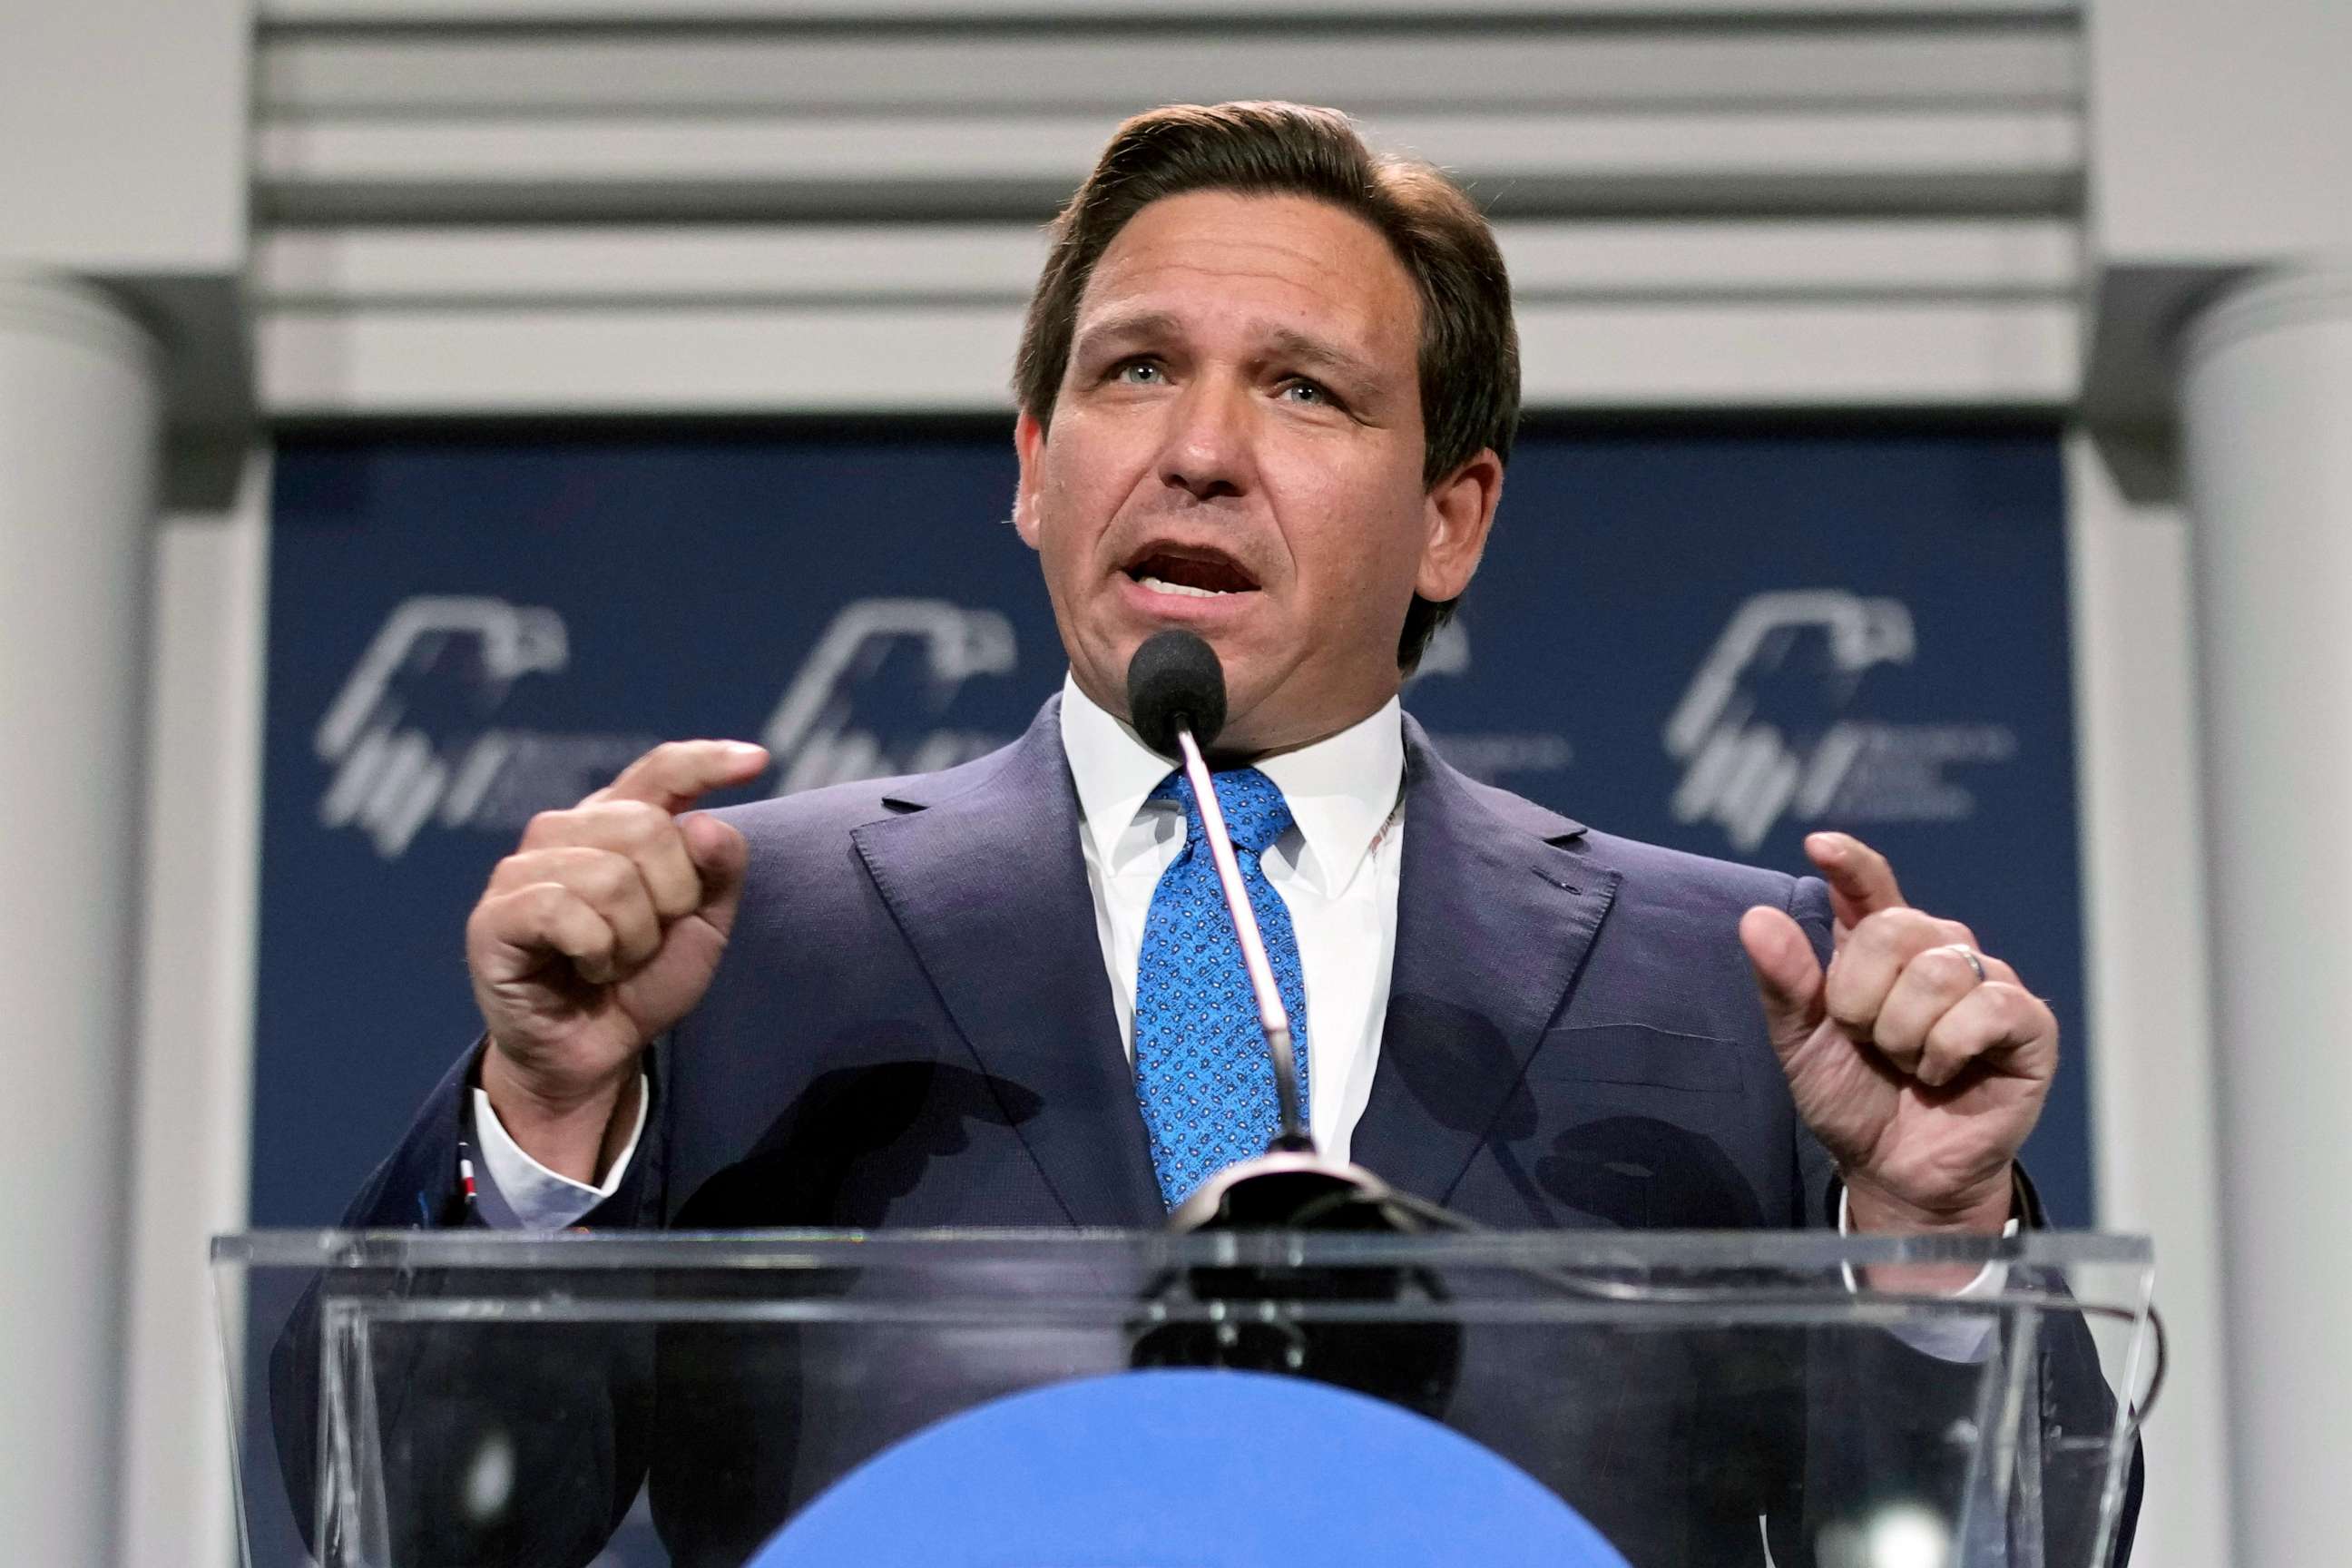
[1125,630,1228,756]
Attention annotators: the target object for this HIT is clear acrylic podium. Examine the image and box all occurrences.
[216,1229,2153,1568]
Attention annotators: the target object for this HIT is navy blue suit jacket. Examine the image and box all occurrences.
[308,698,2133,1567]
[370,696,1841,1236]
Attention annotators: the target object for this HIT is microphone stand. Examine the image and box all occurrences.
[1169,720,1312,1150]
[1160,715,1406,1234]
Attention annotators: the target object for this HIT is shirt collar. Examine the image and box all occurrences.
[1058,671,1404,897]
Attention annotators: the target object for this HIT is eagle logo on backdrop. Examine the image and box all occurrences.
[316,597,658,858]
[318,596,1024,858]
[760,600,1018,794]
[1662,590,2018,852]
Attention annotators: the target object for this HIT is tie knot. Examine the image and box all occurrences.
[1152,767,1294,857]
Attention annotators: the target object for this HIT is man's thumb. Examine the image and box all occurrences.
[679,812,752,934]
[1739,905,1825,1055]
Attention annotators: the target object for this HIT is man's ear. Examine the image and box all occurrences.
[1012,409,1048,551]
[1416,447,1504,603]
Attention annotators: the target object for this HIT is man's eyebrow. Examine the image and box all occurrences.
[1261,327,1386,390]
[1070,309,1182,358]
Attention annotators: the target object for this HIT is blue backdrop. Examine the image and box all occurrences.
[252,426,2092,1225]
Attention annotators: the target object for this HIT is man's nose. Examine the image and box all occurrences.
[1158,379,1256,502]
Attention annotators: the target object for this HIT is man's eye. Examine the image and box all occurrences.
[1113,360,1163,385]
[1280,378,1338,407]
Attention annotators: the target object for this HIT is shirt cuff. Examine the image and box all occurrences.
[1838,1184,2019,1363]
[469,1078,649,1230]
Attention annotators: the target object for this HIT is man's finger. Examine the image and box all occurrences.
[1805,831,1906,928]
[476,882,621,985]
[592,740,769,814]
[516,801,703,921]
[487,847,663,971]
[1824,907,1969,1040]
[1869,943,1989,1074]
[1739,906,1826,1056]
[677,812,753,939]
[1916,981,2058,1089]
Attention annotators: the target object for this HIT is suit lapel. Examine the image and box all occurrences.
[1351,718,1622,1207]
[849,699,1165,1227]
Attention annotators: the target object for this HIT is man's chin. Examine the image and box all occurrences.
[1090,601,1267,692]
[1075,626,1269,733]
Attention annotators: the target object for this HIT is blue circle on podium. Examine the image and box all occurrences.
[748,1367,1632,1568]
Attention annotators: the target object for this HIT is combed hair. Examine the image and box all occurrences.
[1014,102,1520,671]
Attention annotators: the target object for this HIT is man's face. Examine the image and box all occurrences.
[1014,190,1501,755]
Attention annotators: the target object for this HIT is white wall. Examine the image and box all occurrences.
[0,4,246,272]
[2089,0,2352,265]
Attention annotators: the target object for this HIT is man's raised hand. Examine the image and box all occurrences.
[1738,832,2057,1236]
[466,740,769,1182]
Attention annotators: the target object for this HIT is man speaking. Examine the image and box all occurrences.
[318,101,2124,1564]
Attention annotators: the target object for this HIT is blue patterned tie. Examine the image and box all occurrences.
[1132,767,1310,1209]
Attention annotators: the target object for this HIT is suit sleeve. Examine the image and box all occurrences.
[266,1040,666,1568]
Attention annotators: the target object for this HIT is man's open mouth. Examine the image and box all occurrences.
[1122,546,1260,600]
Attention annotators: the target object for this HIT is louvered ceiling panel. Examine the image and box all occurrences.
[251,1,2089,416]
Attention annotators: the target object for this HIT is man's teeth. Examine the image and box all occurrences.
[1138,574,1233,599]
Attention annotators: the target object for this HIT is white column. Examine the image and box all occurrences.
[122,447,269,1568]
[2066,431,2235,1568]
[0,273,162,1565]
[2178,266,2352,1568]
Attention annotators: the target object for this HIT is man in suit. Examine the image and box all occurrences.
[313,102,2132,1565]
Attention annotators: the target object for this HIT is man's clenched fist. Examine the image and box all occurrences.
[467,739,769,1182]
[1740,832,2057,1240]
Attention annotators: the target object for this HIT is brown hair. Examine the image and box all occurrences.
[1014,101,1520,671]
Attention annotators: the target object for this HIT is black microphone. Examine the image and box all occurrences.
[1122,631,1404,1232]
[1125,627,1227,757]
